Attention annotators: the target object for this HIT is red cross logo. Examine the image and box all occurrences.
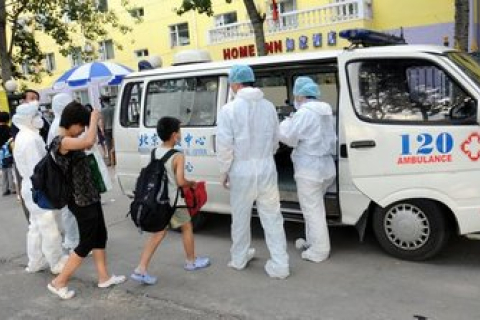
[461,132,480,161]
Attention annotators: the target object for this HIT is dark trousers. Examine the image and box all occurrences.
[68,201,108,258]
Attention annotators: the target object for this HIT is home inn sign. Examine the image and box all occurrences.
[222,32,337,60]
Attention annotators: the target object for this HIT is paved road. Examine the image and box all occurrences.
[0,179,479,320]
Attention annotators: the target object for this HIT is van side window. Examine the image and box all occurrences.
[293,73,338,114]
[144,76,218,127]
[120,82,143,127]
[348,59,476,123]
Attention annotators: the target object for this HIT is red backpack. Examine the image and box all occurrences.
[182,181,207,216]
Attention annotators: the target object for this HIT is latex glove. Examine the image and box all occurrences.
[221,173,230,189]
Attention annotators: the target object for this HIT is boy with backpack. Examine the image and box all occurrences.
[130,116,210,285]
[0,112,15,196]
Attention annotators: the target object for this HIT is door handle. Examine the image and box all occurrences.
[350,140,376,149]
[340,144,348,158]
[212,134,216,153]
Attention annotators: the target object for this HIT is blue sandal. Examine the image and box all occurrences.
[130,272,157,285]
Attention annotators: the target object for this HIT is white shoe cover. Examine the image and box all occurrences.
[265,259,290,279]
[228,248,255,270]
[50,255,69,275]
[295,238,310,251]
[301,249,329,263]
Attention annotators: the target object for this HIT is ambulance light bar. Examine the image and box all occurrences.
[339,29,406,47]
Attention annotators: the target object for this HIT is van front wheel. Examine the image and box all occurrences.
[372,199,450,261]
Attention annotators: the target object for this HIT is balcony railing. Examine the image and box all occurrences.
[207,0,372,45]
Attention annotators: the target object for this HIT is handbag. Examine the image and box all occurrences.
[181,181,207,216]
[86,154,107,193]
[91,145,113,191]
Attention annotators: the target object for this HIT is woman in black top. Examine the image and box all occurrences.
[47,102,125,300]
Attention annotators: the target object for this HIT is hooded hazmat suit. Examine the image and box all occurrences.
[279,80,336,262]
[12,103,66,273]
[47,93,79,250]
[216,79,289,278]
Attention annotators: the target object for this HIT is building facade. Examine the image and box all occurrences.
[27,0,480,100]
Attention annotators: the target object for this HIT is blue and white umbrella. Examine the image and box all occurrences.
[53,61,133,89]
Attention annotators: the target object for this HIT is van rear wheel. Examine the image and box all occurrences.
[372,199,450,261]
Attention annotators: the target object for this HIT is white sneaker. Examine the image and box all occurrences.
[228,248,255,270]
[301,249,329,263]
[265,260,290,279]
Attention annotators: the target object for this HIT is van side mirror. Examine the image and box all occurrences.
[449,97,477,120]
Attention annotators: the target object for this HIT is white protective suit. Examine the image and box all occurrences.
[47,95,113,250]
[12,103,66,273]
[47,93,79,250]
[216,87,290,278]
[279,100,336,262]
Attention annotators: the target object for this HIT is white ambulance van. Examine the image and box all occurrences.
[114,30,480,261]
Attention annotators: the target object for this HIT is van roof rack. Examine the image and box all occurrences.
[340,28,406,49]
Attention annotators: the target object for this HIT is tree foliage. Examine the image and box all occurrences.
[175,0,267,56]
[0,0,135,84]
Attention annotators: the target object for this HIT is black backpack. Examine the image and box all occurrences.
[31,144,71,209]
[129,148,179,232]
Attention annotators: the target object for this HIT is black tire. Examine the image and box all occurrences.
[372,199,450,261]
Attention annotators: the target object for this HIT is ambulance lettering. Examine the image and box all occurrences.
[398,133,454,165]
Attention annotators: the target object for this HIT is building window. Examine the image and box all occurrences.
[268,0,297,29]
[129,7,144,18]
[170,23,190,47]
[333,0,357,19]
[70,47,83,67]
[348,59,476,123]
[45,53,56,72]
[99,40,115,60]
[134,49,149,58]
[96,0,108,12]
[215,12,237,27]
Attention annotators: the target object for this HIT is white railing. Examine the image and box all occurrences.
[207,0,372,45]
[207,21,255,45]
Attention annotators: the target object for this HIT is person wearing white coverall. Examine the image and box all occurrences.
[216,64,290,279]
[47,93,79,251]
[12,102,66,274]
[279,77,336,262]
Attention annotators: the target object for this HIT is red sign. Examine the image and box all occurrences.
[223,40,283,60]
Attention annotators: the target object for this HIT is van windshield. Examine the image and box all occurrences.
[447,52,480,88]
